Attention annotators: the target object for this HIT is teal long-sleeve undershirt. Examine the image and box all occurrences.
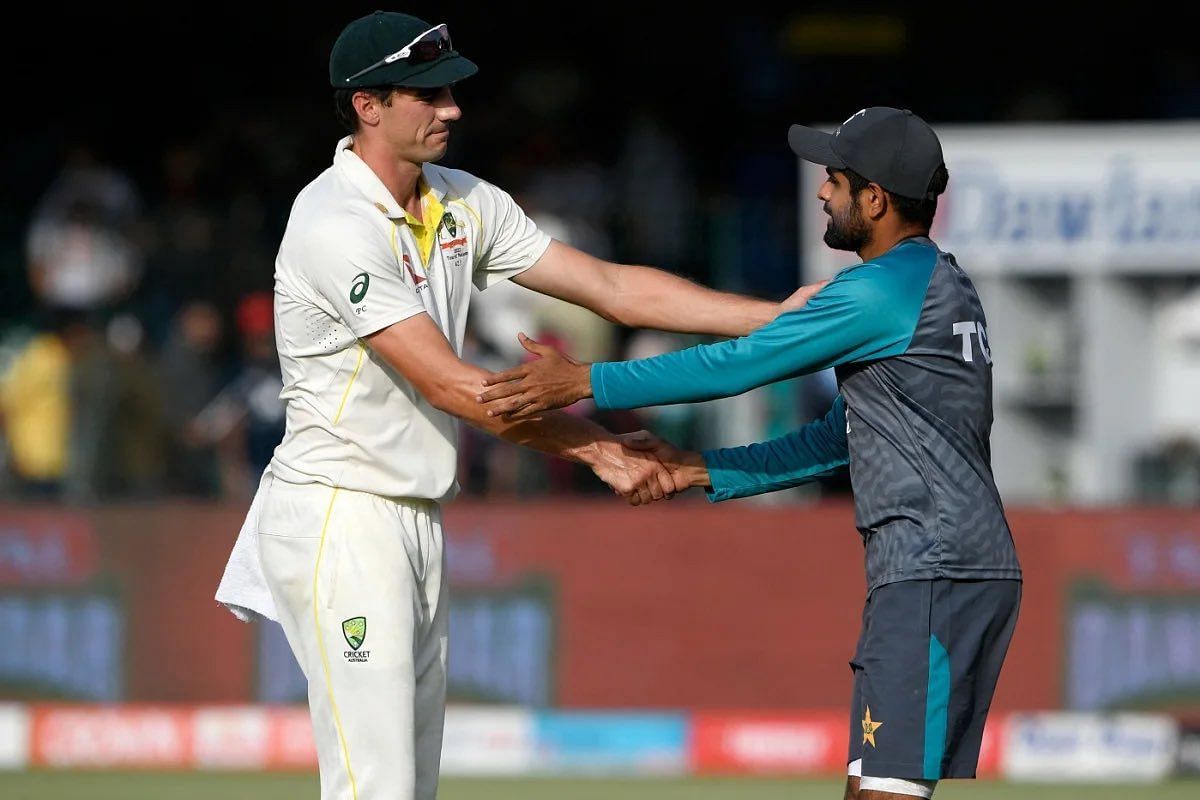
[702,395,849,503]
[590,242,936,410]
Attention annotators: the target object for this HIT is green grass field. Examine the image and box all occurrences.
[0,773,1196,800]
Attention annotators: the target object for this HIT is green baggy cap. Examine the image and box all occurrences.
[330,11,478,89]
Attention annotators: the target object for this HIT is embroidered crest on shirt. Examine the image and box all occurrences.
[437,210,469,269]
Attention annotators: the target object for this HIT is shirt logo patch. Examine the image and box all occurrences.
[438,210,469,268]
[350,272,370,303]
[403,254,428,289]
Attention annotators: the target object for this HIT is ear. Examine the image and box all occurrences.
[864,182,888,221]
[352,91,382,128]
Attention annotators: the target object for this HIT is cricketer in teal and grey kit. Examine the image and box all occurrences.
[591,231,1021,792]
[478,107,1021,799]
[594,233,1022,589]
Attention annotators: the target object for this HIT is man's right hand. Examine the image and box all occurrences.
[587,439,686,506]
[477,333,591,419]
[617,430,711,493]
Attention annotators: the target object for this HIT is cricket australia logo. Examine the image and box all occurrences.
[438,210,469,268]
[342,616,370,662]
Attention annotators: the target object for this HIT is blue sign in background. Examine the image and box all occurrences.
[533,712,688,773]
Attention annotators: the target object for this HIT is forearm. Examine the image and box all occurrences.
[591,333,795,410]
[702,442,847,502]
[702,398,850,502]
[609,265,776,336]
[591,276,911,411]
[429,361,613,465]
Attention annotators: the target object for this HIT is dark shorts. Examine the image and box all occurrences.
[847,578,1021,780]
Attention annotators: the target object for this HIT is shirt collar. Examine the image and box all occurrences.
[333,136,448,223]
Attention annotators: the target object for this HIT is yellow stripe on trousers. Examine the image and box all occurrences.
[313,486,358,799]
[309,340,364,796]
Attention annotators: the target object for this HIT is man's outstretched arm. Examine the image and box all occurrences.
[366,312,681,505]
[627,397,850,502]
[512,239,825,338]
[477,267,917,417]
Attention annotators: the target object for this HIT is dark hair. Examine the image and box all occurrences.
[840,165,950,230]
[333,86,397,134]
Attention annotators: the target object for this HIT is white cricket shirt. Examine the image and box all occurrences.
[268,136,551,501]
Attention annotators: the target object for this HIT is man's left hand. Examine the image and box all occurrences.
[477,333,592,419]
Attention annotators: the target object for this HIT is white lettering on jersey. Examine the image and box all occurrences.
[953,321,993,364]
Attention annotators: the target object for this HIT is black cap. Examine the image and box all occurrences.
[788,107,945,200]
[330,11,478,89]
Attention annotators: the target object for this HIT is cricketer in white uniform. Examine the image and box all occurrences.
[223,11,817,800]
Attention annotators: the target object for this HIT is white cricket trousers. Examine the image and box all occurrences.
[257,475,448,800]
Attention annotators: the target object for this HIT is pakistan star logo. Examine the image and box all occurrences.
[861,706,883,747]
[440,211,458,238]
[342,617,367,651]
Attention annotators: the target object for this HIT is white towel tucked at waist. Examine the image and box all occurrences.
[215,467,278,623]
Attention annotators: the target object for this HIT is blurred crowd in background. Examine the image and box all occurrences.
[0,122,836,504]
[2,7,1198,505]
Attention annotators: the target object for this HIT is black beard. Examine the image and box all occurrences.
[822,197,871,252]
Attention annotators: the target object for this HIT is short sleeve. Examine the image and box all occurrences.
[300,224,427,338]
[470,181,552,291]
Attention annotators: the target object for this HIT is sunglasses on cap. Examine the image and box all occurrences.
[344,23,454,84]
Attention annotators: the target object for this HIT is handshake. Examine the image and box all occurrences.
[472,334,713,505]
[584,430,710,507]
[472,282,830,503]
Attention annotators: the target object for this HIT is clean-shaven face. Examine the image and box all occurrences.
[377,85,462,164]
